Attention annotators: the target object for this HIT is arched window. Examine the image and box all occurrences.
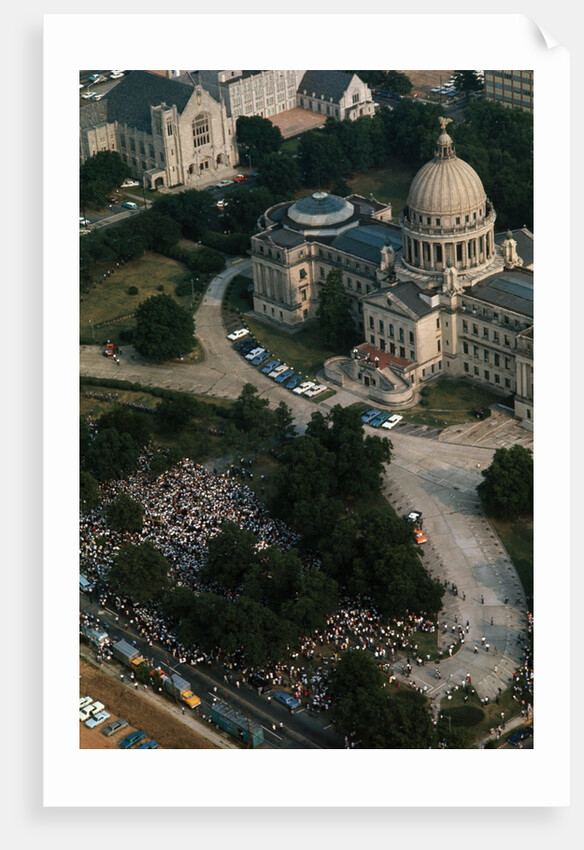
[193,114,210,149]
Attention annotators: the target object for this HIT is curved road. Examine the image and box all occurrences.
[79,259,531,706]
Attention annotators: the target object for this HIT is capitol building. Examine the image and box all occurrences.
[250,118,533,422]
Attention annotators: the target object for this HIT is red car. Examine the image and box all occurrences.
[233,174,246,182]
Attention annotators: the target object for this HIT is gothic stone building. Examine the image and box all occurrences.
[250,119,533,421]
[79,71,238,190]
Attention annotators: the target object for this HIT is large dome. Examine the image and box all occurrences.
[287,191,354,228]
[407,130,486,218]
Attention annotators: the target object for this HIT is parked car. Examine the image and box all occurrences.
[233,174,246,182]
[85,710,111,729]
[274,369,295,383]
[261,359,280,374]
[110,71,124,79]
[293,381,315,395]
[245,347,265,360]
[304,384,327,398]
[369,412,391,427]
[79,696,93,709]
[382,414,403,429]
[121,179,140,188]
[79,700,105,722]
[137,740,158,749]
[404,510,422,525]
[119,730,146,749]
[414,528,428,545]
[238,340,259,355]
[361,409,381,424]
[227,328,249,341]
[102,718,128,737]
[235,338,257,352]
[216,199,228,210]
[79,217,90,227]
[273,691,300,712]
[251,351,270,366]
[81,91,96,99]
[88,74,107,83]
[216,179,234,187]
[122,201,138,209]
[248,673,273,694]
[507,727,533,746]
[91,93,105,101]
[269,364,290,379]
[285,374,303,389]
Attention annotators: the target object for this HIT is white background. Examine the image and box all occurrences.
[5,0,579,842]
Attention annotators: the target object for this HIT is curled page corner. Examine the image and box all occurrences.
[525,14,561,50]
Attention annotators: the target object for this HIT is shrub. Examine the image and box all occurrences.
[127,286,139,295]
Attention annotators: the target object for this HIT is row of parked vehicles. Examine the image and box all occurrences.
[228,328,328,398]
[360,407,403,430]
[79,696,158,748]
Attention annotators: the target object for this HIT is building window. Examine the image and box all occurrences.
[370,335,375,344]
[399,328,404,342]
[493,331,499,343]
[474,366,479,376]
[389,324,394,338]
[473,346,479,358]
[379,319,384,333]
[369,316,374,329]
[464,362,469,373]
[299,268,307,279]
[484,370,490,381]
[494,374,500,384]
[462,320,468,332]
[193,115,210,148]
[167,122,173,136]
[409,331,414,344]
[472,324,478,335]
[483,327,489,339]
[484,350,489,362]
[463,342,469,354]
[494,353,500,367]
[301,289,307,301]
[399,347,405,358]
[320,267,325,278]
[409,350,415,359]
[505,378,511,388]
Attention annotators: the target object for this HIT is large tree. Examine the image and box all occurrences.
[477,444,533,518]
[236,115,283,164]
[84,427,142,482]
[108,541,171,602]
[316,267,357,349]
[107,492,144,533]
[329,649,434,748]
[257,152,302,197]
[133,294,196,362]
[80,150,128,208]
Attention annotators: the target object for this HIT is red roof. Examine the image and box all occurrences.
[356,343,412,370]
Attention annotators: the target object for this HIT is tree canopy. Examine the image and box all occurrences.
[108,541,171,602]
[106,492,144,533]
[329,648,435,748]
[477,444,533,518]
[317,268,358,349]
[236,115,283,164]
[133,293,196,362]
[80,151,128,208]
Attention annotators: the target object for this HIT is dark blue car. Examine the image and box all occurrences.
[275,369,295,383]
[261,359,280,374]
[285,374,302,389]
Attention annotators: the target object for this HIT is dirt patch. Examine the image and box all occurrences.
[79,657,225,749]
[399,70,454,96]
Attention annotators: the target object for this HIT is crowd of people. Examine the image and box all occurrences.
[80,457,459,705]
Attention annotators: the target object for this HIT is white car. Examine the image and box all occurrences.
[293,381,316,395]
[79,217,90,226]
[79,701,104,722]
[79,696,93,709]
[227,328,249,341]
[81,92,96,99]
[85,710,111,729]
[269,364,289,379]
[381,414,403,429]
[110,71,124,79]
[121,179,140,188]
[216,179,234,187]
[245,347,264,360]
[304,384,327,398]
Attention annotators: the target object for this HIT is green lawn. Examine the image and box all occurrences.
[490,515,533,599]
[346,156,416,211]
[223,274,343,379]
[80,252,199,346]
